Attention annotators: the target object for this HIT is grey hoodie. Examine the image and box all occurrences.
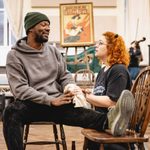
[6,37,75,105]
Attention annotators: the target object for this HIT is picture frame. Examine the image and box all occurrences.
[60,3,94,47]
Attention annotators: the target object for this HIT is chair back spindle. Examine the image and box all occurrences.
[129,66,150,137]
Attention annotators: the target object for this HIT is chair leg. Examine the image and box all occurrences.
[100,144,104,150]
[23,124,30,150]
[128,143,136,150]
[60,125,67,150]
[83,137,88,150]
[53,124,60,150]
[71,141,76,150]
[127,143,130,150]
[138,143,145,150]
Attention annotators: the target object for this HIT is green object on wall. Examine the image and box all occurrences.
[66,46,101,73]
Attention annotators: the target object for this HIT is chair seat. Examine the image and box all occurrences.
[81,129,149,144]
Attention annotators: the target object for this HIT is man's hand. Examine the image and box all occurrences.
[51,92,74,106]
[64,84,82,94]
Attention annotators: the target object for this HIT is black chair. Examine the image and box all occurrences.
[23,122,67,150]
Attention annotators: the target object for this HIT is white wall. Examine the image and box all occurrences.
[29,0,125,42]
[28,0,149,65]
[1,0,125,66]
[1,0,149,66]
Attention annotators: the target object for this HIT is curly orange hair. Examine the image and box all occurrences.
[103,31,130,67]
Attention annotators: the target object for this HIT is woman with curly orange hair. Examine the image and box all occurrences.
[84,31,132,150]
[102,31,130,67]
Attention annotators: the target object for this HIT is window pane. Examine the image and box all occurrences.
[0,0,4,8]
[7,20,16,45]
[11,32,16,45]
[0,11,4,45]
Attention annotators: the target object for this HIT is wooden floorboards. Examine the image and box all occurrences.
[0,122,149,150]
[0,122,84,150]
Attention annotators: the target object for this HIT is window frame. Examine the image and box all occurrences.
[0,0,15,46]
[0,0,16,66]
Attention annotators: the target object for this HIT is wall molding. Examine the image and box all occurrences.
[31,0,117,8]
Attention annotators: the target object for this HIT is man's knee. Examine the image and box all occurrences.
[3,101,25,123]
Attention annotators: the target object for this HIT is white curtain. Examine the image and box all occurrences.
[125,0,150,65]
[4,0,24,39]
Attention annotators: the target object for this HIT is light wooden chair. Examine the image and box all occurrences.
[81,66,150,150]
[23,122,67,150]
[74,69,95,89]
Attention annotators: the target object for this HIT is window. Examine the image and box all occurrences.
[0,11,4,45]
[0,0,16,66]
[0,0,16,46]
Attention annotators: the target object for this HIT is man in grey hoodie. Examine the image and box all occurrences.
[3,12,134,150]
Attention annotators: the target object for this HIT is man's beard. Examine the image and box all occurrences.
[35,34,48,43]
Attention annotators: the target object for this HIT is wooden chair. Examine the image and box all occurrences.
[74,69,95,89]
[81,66,150,150]
[23,122,67,150]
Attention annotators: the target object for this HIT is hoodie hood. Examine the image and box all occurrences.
[12,37,46,53]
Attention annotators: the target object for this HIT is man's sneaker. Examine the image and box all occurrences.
[107,90,135,136]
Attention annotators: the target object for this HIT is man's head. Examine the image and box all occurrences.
[24,12,50,34]
[24,12,50,43]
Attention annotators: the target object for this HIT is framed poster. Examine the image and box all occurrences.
[60,3,94,47]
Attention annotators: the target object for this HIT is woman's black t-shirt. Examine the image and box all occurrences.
[93,64,132,113]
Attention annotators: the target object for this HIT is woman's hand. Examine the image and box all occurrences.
[51,92,74,106]
[82,88,92,95]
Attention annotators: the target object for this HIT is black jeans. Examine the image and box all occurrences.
[86,140,129,150]
[2,100,108,150]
